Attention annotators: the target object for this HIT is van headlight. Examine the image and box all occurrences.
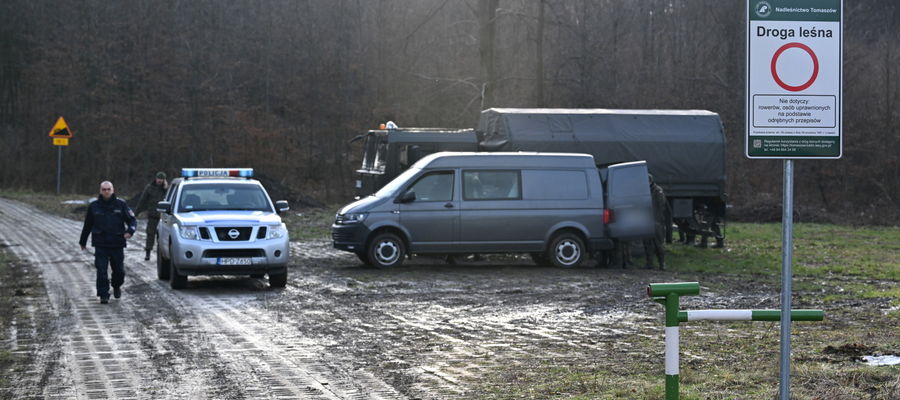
[338,212,367,224]
[267,224,287,239]
[179,226,200,240]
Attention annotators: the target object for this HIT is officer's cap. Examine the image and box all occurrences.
[156,171,167,179]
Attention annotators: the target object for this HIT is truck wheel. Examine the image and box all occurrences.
[269,271,287,288]
[169,246,188,289]
[356,252,372,266]
[368,233,405,268]
[530,252,552,266]
[157,247,170,280]
[547,232,585,268]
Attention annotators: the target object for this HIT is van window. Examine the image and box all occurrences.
[376,167,421,198]
[609,166,648,197]
[407,171,454,202]
[463,170,521,200]
[522,170,588,200]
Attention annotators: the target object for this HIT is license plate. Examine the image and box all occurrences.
[217,257,252,265]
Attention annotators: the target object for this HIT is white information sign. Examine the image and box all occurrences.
[746,0,842,158]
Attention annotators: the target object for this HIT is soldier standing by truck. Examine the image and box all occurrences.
[134,171,168,260]
[695,204,725,248]
[643,175,667,270]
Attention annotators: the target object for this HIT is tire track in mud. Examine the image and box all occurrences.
[0,199,403,399]
[291,249,662,399]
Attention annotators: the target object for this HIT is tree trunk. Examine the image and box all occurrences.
[479,0,498,109]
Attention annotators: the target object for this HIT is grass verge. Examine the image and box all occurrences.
[0,190,94,220]
[478,222,899,399]
[281,206,340,241]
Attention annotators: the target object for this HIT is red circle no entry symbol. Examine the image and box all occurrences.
[771,42,819,92]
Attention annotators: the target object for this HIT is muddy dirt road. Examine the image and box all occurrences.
[0,198,753,399]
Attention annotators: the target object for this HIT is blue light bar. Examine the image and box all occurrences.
[181,168,254,178]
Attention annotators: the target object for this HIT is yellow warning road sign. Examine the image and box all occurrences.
[53,138,69,146]
[48,116,73,138]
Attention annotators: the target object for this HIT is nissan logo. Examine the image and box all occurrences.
[227,229,240,239]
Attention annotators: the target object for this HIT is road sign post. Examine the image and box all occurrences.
[746,2,842,399]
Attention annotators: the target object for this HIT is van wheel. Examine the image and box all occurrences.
[169,246,188,289]
[530,252,552,266]
[548,232,585,268]
[368,233,405,268]
[157,248,170,280]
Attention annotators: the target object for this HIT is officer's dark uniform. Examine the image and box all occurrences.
[134,176,168,259]
[79,193,137,301]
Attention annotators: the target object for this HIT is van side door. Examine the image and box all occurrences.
[458,169,532,252]
[398,170,459,252]
[606,161,655,240]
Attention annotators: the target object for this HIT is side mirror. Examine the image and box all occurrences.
[275,200,290,213]
[156,201,171,214]
[397,190,416,204]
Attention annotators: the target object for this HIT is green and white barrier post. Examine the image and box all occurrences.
[647,282,824,400]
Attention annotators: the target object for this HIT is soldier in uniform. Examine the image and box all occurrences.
[79,181,137,303]
[643,175,667,270]
[696,205,725,248]
[134,171,169,260]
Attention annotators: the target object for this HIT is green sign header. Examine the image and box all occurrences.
[749,0,841,22]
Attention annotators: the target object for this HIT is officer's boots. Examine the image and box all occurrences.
[145,249,151,261]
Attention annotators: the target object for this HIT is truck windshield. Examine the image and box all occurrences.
[178,184,273,212]
[361,134,388,173]
[374,168,421,198]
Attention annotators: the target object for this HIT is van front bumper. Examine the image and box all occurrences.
[331,223,371,253]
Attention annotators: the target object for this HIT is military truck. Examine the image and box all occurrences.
[351,127,478,197]
[352,108,727,245]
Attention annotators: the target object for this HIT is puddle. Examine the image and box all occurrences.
[61,199,90,205]
[861,355,900,366]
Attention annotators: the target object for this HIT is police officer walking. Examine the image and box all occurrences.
[643,175,668,270]
[79,181,137,304]
[134,171,168,260]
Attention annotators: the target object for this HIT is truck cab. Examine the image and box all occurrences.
[352,127,478,198]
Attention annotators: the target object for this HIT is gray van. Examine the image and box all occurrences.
[332,152,654,268]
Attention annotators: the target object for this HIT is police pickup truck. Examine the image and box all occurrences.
[155,168,290,289]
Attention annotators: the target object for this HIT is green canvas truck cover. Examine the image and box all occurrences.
[478,108,726,198]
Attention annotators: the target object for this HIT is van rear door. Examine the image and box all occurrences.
[605,161,655,240]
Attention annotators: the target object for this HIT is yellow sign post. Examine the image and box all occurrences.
[48,116,73,193]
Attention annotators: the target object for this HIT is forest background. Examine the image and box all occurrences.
[0,0,897,224]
